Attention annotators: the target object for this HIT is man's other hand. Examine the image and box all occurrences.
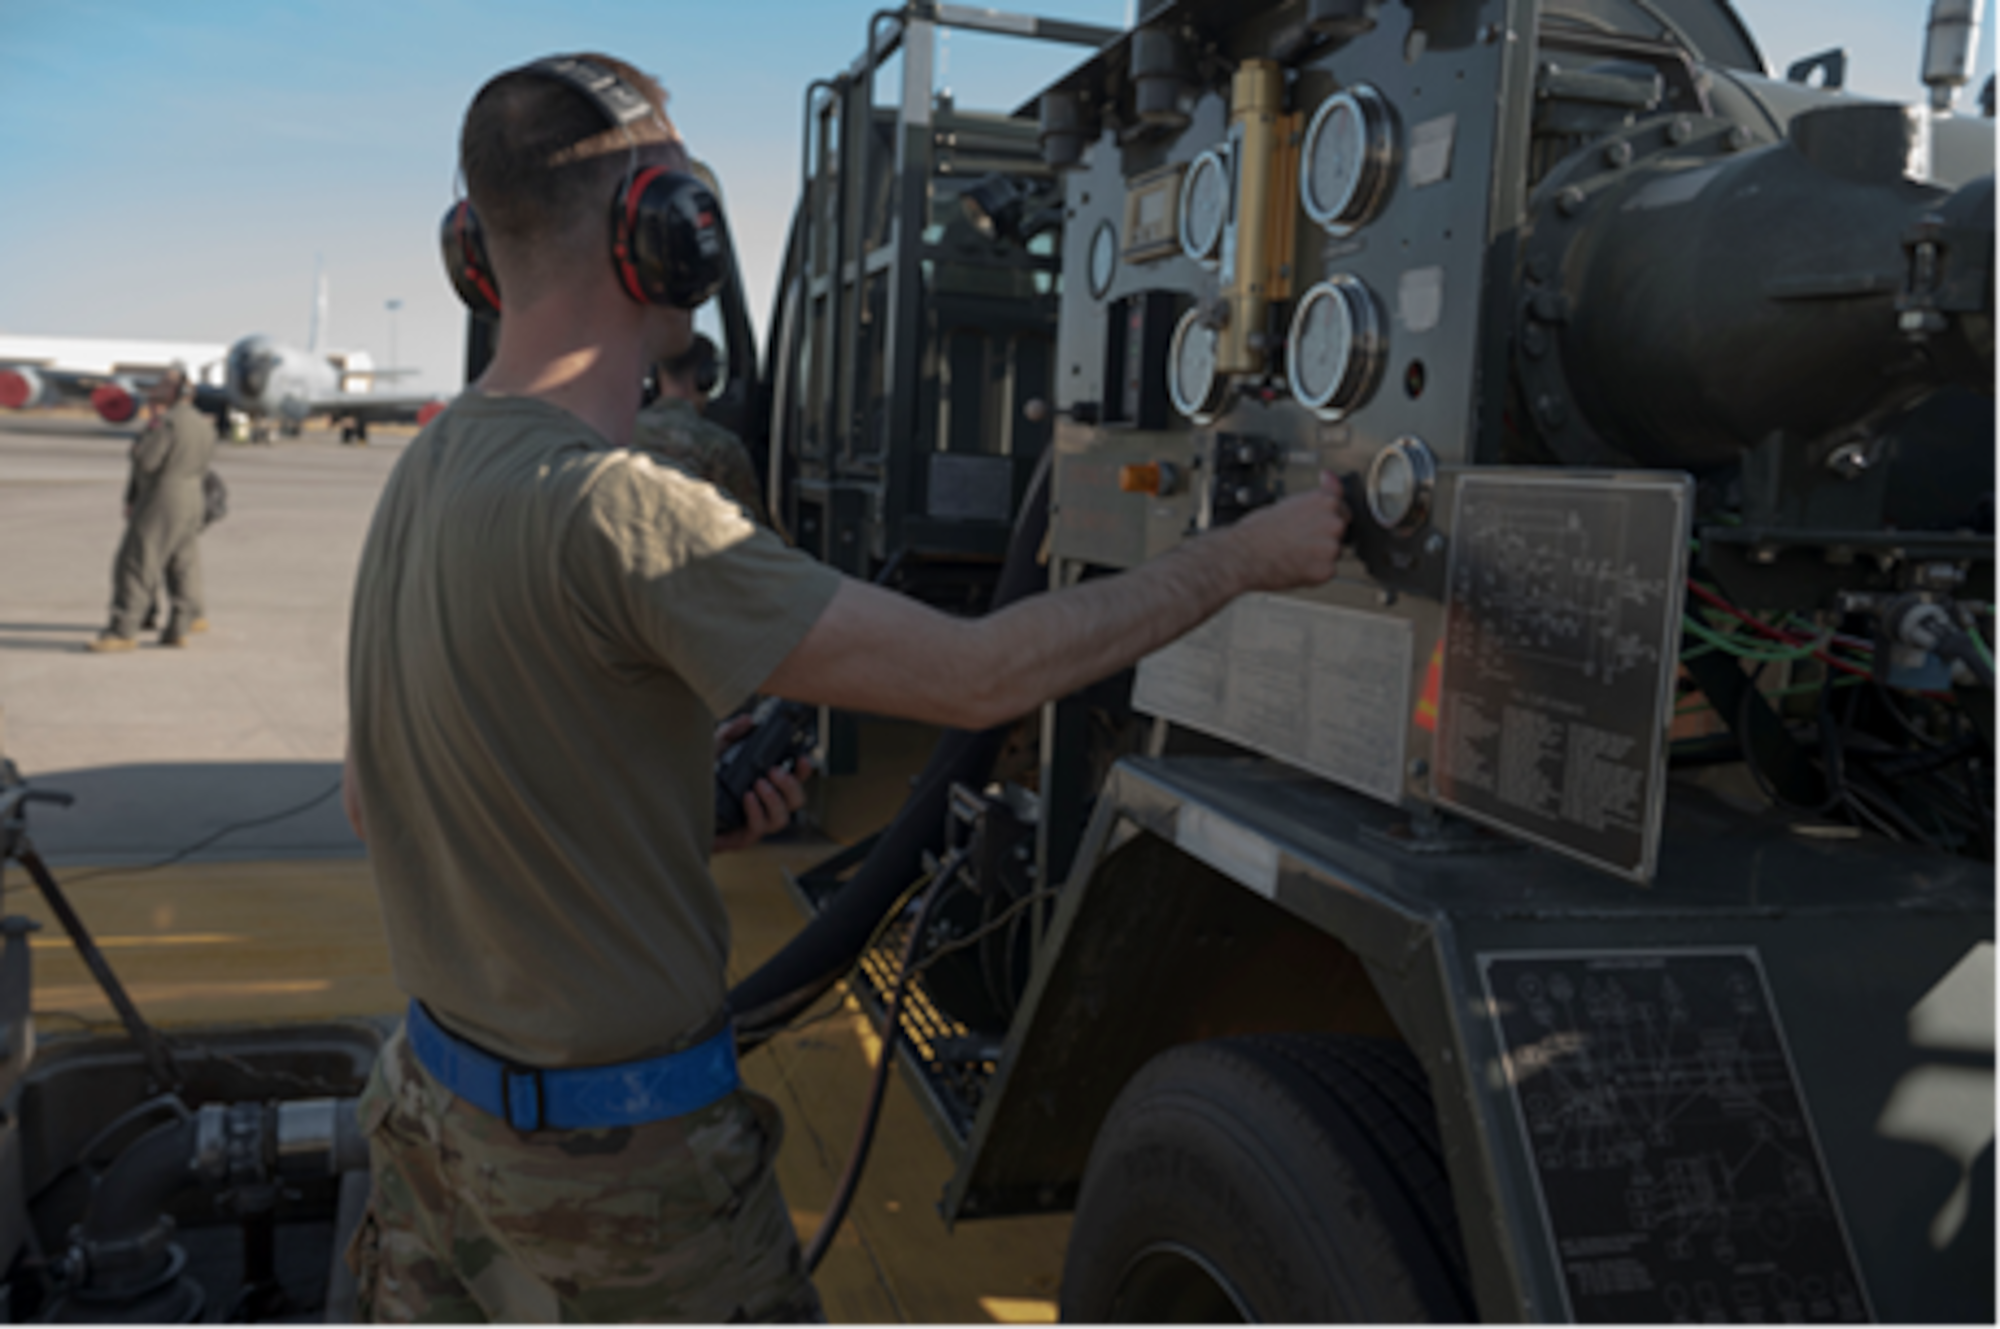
[712,713,812,853]
[1222,470,1350,592]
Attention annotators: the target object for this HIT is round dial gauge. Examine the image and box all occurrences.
[1168,307,1230,421]
[1366,436,1438,534]
[1301,86,1397,234]
[1285,275,1386,418]
[1088,220,1118,299]
[1178,147,1230,265]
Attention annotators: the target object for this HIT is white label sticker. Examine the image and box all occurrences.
[1407,113,1458,189]
[1135,595,1413,804]
[1399,265,1446,333]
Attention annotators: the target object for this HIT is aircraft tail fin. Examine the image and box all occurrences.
[307,258,329,356]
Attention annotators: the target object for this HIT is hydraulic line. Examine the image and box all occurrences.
[729,451,1052,1046]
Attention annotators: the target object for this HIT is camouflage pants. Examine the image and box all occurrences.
[348,1025,823,1323]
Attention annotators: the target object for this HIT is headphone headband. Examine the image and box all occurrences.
[441,55,729,315]
[523,56,658,133]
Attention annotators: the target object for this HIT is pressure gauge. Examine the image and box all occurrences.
[1366,436,1437,534]
[1168,306,1230,422]
[1286,275,1386,418]
[1300,86,1397,234]
[1088,221,1118,299]
[1178,147,1230,265]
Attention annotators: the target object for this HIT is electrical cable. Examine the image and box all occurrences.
[740,847,977,1055]
[1871,679,1950,750]
[1706,610,1980,847]
[29,780,344,890]
[1682,614,1828,663]
[1842,772,1930,845]
[1782,614,1874,654]
[913,887,1059,976]
[1686,580,1876,679]
[800,845,967,1275]
[1735,664,1844,818]
[1957,735,1994,845]
[1934,625,1996,688]
[729,449,1053,1043]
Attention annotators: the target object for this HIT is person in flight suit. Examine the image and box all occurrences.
[87,364,215,652]
[632,332,780,532]
[342,51,1348,1323]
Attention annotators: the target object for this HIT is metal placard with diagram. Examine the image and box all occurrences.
[1480,948,1871,1324]
[1433,471,1692,881]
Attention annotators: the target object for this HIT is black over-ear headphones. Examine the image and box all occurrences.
[440,55,730,316]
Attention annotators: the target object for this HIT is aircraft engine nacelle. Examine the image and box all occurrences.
[0,366,47,410]
[90,379,139,424]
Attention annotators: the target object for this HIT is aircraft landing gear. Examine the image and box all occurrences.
[339,421,369,445]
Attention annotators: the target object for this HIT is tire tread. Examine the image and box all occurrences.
[1061,1032,1476,1323]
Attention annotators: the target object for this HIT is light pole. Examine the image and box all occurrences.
[385,298,403,380]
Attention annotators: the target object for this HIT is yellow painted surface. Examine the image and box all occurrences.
[716,842,1073,1324]
[17,857,401,1034]
[21,830,1070,1322]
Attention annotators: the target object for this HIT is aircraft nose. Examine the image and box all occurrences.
[231,342,272,398]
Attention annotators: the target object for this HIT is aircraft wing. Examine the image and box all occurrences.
[0,334,228,421]
[307,393,450,428]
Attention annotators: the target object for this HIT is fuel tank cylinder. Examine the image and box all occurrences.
[1527,101,1993,470]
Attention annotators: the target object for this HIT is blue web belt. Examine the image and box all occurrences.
[406,1000,740,1132]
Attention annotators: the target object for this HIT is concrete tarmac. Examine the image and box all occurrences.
[1,412,384,864]
[0,409,1072,1321]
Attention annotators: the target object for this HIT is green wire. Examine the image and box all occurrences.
[1681,615,1824,663]
[1965,616,1994,672]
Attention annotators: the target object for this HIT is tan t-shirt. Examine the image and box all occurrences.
[347,393,841,1067]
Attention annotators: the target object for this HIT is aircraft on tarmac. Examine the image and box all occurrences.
[1,272,445,442]
[0,334,228,424]
[219,333,444,443]
[0,330,444,443]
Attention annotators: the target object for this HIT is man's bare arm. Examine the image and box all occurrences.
[761,473,1348,730]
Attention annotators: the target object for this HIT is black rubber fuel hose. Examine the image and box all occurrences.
[729,450,1052,1047]
[800,847,964,1274]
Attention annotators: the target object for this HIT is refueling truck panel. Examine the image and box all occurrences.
[763,0,1994,1322]
[0,1,1987,1323]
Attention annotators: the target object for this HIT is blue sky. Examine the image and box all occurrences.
[0,1,1989,397]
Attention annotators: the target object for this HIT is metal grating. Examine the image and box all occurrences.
[846,916,998,1153]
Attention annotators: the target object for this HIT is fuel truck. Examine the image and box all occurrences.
[725,0,1997,1321]
[0,0,1988,1323]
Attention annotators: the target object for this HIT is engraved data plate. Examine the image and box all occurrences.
[1433,472,1690,882]
[1134,593,1412,804]
[1480,950,1871,1325]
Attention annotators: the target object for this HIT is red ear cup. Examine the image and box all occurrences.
[440,200,502,316]
[610,168,730,309]
[445,58,732,314]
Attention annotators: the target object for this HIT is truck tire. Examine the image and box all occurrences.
[1059,1034,1474,1323]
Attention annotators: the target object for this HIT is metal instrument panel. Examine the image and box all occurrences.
[1432,471,1691,881]
[1045,0,1553,827]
